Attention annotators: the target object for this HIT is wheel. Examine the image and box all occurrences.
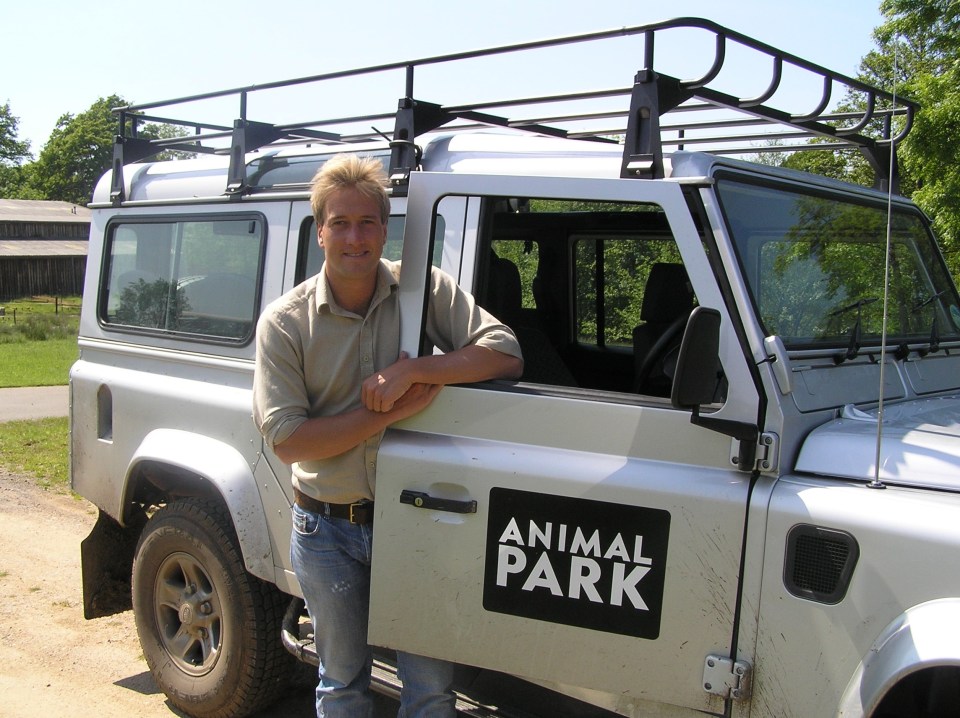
[132,497,294,718]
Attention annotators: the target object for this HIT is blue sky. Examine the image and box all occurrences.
[4,0,885,154]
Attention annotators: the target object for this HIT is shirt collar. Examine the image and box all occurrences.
[316,259,399,317]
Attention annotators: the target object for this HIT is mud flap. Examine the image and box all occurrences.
[80,509,142,619]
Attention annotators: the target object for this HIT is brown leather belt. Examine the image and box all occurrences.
[294,488,374,525]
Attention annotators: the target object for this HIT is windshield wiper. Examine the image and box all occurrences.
[912,289,947,312]
[912,291,946,357]
[831,297,878,364]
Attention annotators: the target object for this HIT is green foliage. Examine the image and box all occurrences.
[754,0,960,289]
[573,237,683,346]
[0,296,80,339]
[0,417,70,489]
[115,278,190,328]
[17,95,192,204]
[0,164,43,199]
[145,121,197,161]
[781,148,876,188]
[853,0,960,277]
[0,102,35,198]
[0,340,77,388]
[0,102,31,165]
[718,177,953,347]
[898,68,960,271]
[496,200,683,346]
[27,95,126,205]
[0,297,80,387]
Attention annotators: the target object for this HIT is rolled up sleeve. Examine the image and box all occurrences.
[424,266,523,360]
[253,306,310,450]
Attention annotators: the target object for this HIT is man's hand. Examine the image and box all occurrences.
[362,352,420,412]
[386,382,442,422]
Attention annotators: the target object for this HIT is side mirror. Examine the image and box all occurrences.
[671,306,722,410]
[671,306,759,469]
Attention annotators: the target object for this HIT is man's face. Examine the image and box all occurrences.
[318,186,388,286]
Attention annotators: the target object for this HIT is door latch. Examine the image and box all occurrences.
[703,654,752,700]
[400,490,477,514]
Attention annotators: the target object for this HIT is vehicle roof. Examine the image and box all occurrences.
[92,132,630,205]
[91,130,907,208]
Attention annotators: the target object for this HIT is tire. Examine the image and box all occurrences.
[132,497,294,718]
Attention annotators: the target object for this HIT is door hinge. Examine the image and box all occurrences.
[703,654,752,700]
[730,431,778,472]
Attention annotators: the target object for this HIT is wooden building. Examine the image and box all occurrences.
[0,199,90,300]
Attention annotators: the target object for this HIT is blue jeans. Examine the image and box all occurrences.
[291,503,456,718]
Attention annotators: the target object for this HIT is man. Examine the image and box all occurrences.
[253,153,523,717]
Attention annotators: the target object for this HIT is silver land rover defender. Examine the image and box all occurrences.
[72,18,960,718]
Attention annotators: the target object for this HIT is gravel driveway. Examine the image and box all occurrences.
[0,389,408,718]
[0,467,405,717]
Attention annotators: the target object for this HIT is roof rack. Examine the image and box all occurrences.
[109,17,917,202]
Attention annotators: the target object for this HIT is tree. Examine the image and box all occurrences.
[781,146,874,188]
[874,0,960,274]
[0,102,31,165]
[27,95,127,205]
[852,0,960,274]
[26,94,196,204]
[0,102,35,199]
[766,2,960,277]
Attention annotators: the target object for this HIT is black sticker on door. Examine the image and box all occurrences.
[483,487,670,639]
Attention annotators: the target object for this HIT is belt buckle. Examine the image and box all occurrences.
[349,500,371,524]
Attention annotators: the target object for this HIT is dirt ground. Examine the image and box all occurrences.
[0,467,357,718]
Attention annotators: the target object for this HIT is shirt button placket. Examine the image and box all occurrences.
[359,320,373,374]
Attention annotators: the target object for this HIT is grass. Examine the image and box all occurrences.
[0,297,78,489]
[0,417,70,490]
[0,296,80,388]
[0,339,78,387]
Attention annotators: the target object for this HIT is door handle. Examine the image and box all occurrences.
[400,490,477,514]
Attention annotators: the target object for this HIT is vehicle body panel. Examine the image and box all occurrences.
[753,476,960,716]
[368,171,764,713]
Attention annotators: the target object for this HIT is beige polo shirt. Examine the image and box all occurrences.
[253,259,521,504]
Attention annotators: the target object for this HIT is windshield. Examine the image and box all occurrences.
[716,176,960,350]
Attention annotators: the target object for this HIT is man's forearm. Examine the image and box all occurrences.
[409,344,523,386]
[272,382,441,464]
[362,346,522,412]
[272,407,391,464]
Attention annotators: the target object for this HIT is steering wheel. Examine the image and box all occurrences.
[633,312,689,396]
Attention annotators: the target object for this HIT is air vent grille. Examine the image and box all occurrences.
[784,525,859,604]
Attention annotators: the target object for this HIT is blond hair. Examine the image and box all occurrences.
[309,154,390,225]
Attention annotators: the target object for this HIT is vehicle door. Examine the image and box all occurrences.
[369,172,761,713]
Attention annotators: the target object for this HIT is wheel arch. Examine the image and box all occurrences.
[121,428,274,582]
[838,598,960,717]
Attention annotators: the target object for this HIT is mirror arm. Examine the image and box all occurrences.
[690,408,759,469]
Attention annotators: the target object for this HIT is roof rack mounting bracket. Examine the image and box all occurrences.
[110,135,160,204]
[388,98,452,196]
[620,71,694,180]
[225,120,285,196]
[861,144,900,195]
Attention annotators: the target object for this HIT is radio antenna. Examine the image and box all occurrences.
[869,39,900,491]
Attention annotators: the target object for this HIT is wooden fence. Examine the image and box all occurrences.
[0,257,86,300]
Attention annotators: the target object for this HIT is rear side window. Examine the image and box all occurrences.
[100,215,265,342]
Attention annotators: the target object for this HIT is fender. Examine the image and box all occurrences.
[837,598,960,717]
[124,428,274,581]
